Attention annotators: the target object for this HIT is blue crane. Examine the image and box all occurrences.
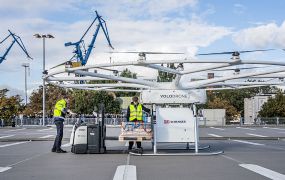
[65,11,114,66]
[0,30,32,64]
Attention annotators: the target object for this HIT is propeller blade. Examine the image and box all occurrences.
[197,51,233,56]
[238,49,275,53]
[197,49,275,56]
[212,66,270,71]
[110,51,184,54]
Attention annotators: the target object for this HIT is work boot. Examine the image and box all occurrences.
[134,147,143,154]
[56,149,67,153]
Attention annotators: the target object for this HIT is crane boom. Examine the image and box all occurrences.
[65,11,113,66]
[0,30,32,64]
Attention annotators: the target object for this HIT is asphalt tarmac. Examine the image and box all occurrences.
[0,126,285,180]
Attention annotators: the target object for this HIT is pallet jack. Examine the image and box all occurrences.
[70,104,106,154]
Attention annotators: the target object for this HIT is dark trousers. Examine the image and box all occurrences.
[128,119,142,149]
[52,120,64,150]
[129,141,141,150]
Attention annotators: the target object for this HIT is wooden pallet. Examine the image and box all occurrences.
[118,132,152,142]
[119,122,152,141]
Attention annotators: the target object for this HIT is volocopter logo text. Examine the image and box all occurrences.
[160,94,188,98]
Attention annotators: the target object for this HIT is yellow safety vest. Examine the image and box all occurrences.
[53,99,66,117]
[129,104,143,121]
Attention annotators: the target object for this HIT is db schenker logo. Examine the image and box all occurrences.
[164,120,186,124]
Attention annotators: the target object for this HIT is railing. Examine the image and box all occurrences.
[1,116,285,127]
[255,117,285,125]
[1,115,125,127]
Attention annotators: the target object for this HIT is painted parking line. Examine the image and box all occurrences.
[208,133,223,137]
[0,167,12,173]
[236,127,256,130]
[246,133,268,137]
[0,141,29,148]
[239,164,285,180]
[0,135,15,139]
[113,165,137,180]
[263,127,285,131]
[39,135,54,139]
[210,127,225,131]
[61,143,71,147]
[37,128,54,132]
[5,128,26,132]
[232,140,265,146]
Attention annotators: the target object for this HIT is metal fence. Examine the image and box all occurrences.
[1,114,126,127]
[1,116,285,127]
[254,117,285,125]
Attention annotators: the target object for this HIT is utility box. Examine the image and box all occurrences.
[156,107,195,143]
[201,109,226,126]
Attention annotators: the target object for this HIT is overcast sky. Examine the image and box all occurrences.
[1,0,285,99]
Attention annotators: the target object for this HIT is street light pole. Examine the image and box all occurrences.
[21,63,29,105]
[34,34,54,126]
[42,37,46,127]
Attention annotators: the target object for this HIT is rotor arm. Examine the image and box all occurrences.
[181,67,285,89]
[181,63,233,75]
[72,70,158,87]
[59,83,149,89]
[201,81,283,88]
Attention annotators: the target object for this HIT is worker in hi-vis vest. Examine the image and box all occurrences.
[52,95,72,153]
[126,96,150,150]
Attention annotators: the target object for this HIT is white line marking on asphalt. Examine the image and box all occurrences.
[263,127,285,131]
[246,133,268,137]
[0,135,15,139]
[5,128,26,132]
[113,165,137,180]
[210,127,225,131]
[37,128,54,132]
[7,152,49,167]
[39,135,54,138]
[0,141,29,148]
[0,167,12,173]
[221,155,243,164]
[239,164,285,180]
[236,127,256,130]
[232,140,265,146]
[208,133,223,137]
[61,143,71,147]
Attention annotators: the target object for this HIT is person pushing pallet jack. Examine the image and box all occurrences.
[126,96,150,152]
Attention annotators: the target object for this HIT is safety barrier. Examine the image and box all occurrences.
[1,116,125,127]
[1,116,285,127]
